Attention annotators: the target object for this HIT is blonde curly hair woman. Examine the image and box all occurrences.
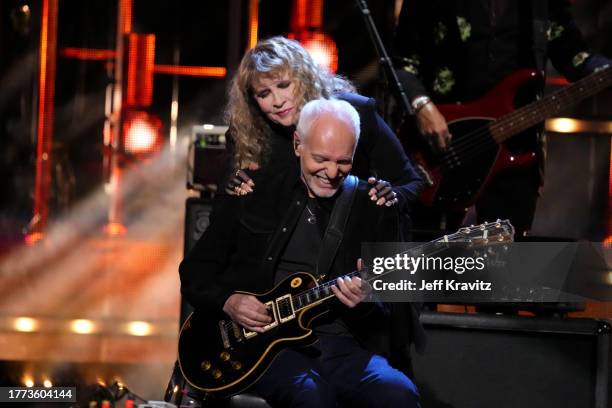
[224,36,422,207]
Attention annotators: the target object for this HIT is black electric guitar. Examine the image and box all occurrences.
[177,220,515,398]
[401,65,612,210]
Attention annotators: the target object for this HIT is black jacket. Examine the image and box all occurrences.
[225,92,424,210]
[180,169,424,365]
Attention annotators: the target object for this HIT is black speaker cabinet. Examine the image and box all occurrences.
[180,197,213,326]
[413,312,610,408]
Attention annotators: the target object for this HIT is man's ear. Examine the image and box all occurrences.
[293,131,302,156]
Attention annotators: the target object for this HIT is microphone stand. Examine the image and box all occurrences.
[355,0,412,119]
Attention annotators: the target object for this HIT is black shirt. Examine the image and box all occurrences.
[276,194,350,336]
[275,197,323,284]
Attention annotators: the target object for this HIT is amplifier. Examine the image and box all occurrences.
[187,124,229,192]
[413,311,610,408]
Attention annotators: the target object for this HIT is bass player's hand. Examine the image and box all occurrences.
[415,102,452,151]
[223,293,272,332]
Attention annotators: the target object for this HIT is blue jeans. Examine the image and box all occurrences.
[250,335,421,408]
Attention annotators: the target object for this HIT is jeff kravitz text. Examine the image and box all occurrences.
[370,254,493,293]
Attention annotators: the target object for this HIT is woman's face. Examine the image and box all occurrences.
[251,73,298,127]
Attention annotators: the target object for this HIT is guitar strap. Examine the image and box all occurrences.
[315,175,358,282]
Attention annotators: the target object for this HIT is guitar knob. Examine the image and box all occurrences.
[212,369,222,380]
[220,351,231,361]
[231,361,242,370]
[200,361,212,371]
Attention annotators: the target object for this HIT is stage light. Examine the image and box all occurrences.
[248,0,259,48]
[103,222,127,236]
[303,33,338,73]
[14,317,37,332]
[290,31,338,73]
[23,376,34,388]
[546,118,580,133]
[127,321,152,336]
[123,111,163,155]
[125,119,157,154]
[43,379,53,388]
[71,319,95,334]
[546,118,612,134]
[24,232,44,245]
[289,0,337,72]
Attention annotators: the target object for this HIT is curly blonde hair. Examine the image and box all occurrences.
[226,36,355,169]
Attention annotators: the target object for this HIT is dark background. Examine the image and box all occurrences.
[0,0,610,241]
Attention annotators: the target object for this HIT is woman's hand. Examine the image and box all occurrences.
[225,169,255,196]
[367,177,398,207]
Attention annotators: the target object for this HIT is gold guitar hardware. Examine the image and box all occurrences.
[200,361,211,371]
[220,351,231,361]
[231,361,242,370]
[212,369,222,379]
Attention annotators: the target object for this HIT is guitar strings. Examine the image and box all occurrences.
[220,222,512,334]
[444,67,611,159]
[293,222,511,309]
[440,72,611,170]
[436,68,612,171]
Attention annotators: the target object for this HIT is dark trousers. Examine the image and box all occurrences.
[249,335,421,408]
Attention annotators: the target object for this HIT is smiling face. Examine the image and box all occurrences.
[251,73,299,127]
[294,112,356,198]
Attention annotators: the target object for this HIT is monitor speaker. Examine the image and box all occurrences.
[413,311,609,408]
[180,197,213,326]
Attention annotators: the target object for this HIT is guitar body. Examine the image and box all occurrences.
[402,69,542,210]
[178,272,326,399]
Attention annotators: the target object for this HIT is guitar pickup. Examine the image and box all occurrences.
[261,301,279,331]
[276,294,295,323]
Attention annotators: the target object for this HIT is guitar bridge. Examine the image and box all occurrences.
[219,320,231,349]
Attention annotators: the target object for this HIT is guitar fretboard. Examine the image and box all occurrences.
[490,65,611,143]
[290,221,513,311]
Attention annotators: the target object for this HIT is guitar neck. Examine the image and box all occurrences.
[291,222,513,311]
[490,65,611,143]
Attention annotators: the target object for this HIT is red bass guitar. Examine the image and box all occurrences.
[402,66,612,210]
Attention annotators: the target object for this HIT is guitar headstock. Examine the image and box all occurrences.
[443,219,515,245]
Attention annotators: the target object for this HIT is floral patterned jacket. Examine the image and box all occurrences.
[393,0,610,103]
